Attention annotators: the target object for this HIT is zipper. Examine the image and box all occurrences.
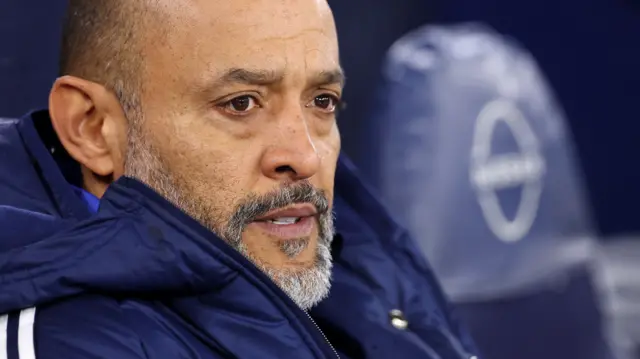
[303,309,341,359]
[250,265,340,358]
[278,288,340,359]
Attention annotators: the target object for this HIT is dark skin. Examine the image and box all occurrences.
[48,0,343,271]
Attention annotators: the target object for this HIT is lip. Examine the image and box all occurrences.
[249,204,319,240]
[254,204,318,221]
[249,216,316,240]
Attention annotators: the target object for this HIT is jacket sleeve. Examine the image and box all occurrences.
[29,295,148,359]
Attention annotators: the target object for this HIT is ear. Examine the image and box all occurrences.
[49,76,127,178]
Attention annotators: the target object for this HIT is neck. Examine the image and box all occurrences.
[81,166,113,199]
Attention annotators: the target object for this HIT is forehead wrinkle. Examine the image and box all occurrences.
[254,27,329,43]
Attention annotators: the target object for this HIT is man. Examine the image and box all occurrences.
[0,0,478,358]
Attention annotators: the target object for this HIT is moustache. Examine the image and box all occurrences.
[227,181,330,230]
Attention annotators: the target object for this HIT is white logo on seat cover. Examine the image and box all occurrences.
[470,99,546,243]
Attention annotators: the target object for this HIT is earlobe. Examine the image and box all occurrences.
[49,76,116,177]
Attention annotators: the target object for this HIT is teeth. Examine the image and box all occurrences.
[269,217,300,225]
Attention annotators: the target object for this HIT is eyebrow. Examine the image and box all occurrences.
[310,69,346,88]
[218,68,285,86]
[213,67,346,88]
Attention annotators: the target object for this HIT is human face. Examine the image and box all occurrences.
[123,0,342,309]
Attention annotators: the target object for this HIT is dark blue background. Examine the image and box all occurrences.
[1,0,638,236]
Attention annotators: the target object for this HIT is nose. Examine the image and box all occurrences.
[260,114,321,182]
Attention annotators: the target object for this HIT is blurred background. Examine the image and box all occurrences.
[1,1,639,358]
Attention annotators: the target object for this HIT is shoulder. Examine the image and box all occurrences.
[2,295,148,359]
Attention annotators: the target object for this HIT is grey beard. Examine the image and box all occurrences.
[123,119,334,310]
[279,238,309,258]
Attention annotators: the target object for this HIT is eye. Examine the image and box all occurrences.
[220,95,259,115]
[307,94,341,113]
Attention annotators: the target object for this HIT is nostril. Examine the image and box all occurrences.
[275,165,295,174]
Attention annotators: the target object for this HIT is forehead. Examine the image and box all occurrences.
[144,0,339,83]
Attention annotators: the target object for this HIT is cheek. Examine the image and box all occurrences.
[148,117,258,216]
[169,135,247,188]
[156,115,236,173]
[314,126,339,202]
[315,123,340,162]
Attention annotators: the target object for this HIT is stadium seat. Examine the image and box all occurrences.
[370,23,615,359]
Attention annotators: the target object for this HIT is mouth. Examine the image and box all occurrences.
[249,204,319,239]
